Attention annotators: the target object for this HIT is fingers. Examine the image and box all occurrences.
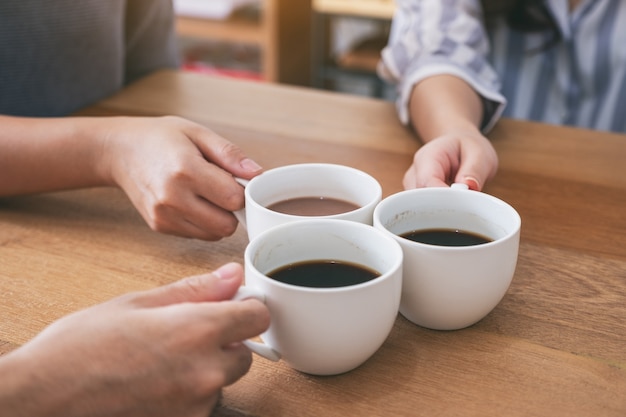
[220,343,254,387]
[127,263,246,308]
[171,300,267,387]
[183,121,263,180]
[177,300,268,393]
[403,133,498,191]
[127,262,270,345]
[148,119,260,239]
[453,136,499,191]
[165,295,269,375]
[403,158,450,189]
[457,175,481,191]
[133,153,242,240]
[209,298,271,346]
[149,287,269,373]
[179,262,270,344]
[403,139,458,189]
[152,263,270,345]
[185,154,247,213]
[102,262,269,401]
[146,188,240,241]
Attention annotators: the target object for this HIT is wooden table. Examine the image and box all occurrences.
[1,70,625,416]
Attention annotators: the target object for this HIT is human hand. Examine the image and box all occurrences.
[98,116,263,240]
[3,263,269,417]
[402,131,498,191]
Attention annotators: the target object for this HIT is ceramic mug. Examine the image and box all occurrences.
[237,219,403,376]
[373,184,521,330]
[234,163,382,240]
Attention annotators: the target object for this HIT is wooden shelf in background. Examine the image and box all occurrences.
[176,13,261,45]
[313,0,395,19]
[312,0,394,97]
[337,36,387,72]
[176,0,311,86]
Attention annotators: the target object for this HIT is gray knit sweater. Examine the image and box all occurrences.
[0,0,179,116]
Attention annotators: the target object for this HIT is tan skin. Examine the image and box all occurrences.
[0,107,269,416]
[0,262,270,417]
[0,115,263,240]
[404,74,498,191]
[0,116,270,414]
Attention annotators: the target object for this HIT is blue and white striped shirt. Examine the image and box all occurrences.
[379,0,626,133]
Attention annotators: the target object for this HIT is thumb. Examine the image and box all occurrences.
[127,262,245,308]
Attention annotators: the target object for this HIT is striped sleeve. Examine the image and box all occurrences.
[378,0,506,132]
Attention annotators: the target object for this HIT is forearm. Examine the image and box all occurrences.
[408,74,484,142]
[0,115,113,196]
[0,349,67,417]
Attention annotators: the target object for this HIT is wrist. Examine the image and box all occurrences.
[428,125,483,141]
[0,342,98,417]
[73,116,121,188]
[408,75,484,143]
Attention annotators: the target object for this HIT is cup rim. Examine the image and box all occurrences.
[373,187,521,251]
[244,219,403,292]
[244,163,382,218]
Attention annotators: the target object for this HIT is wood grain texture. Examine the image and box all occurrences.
[4,70,626,417]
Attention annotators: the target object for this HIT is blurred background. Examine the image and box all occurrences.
[174,0,397,101]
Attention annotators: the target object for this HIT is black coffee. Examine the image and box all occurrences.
[400,228,493,247]
[266,197,360,216]
[267,260,380,288]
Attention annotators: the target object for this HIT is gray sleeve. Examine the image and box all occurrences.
[124,0,180,85]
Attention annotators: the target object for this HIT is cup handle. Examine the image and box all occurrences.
[233,177,249,229]
[232,286,281,362]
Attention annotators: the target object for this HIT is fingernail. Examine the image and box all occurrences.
[463,176,481,191]
[240,158,262,172]
[213,262,240,280]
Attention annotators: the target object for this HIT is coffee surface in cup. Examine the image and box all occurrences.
[400,228,493,247]
[266,197,359,216]
[267,260,380,288]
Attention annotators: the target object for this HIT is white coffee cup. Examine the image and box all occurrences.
[239,219,403,376]
[235,163,382,241]
[373,184,521,331]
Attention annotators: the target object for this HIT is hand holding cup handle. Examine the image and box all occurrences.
[231,286,281,362]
